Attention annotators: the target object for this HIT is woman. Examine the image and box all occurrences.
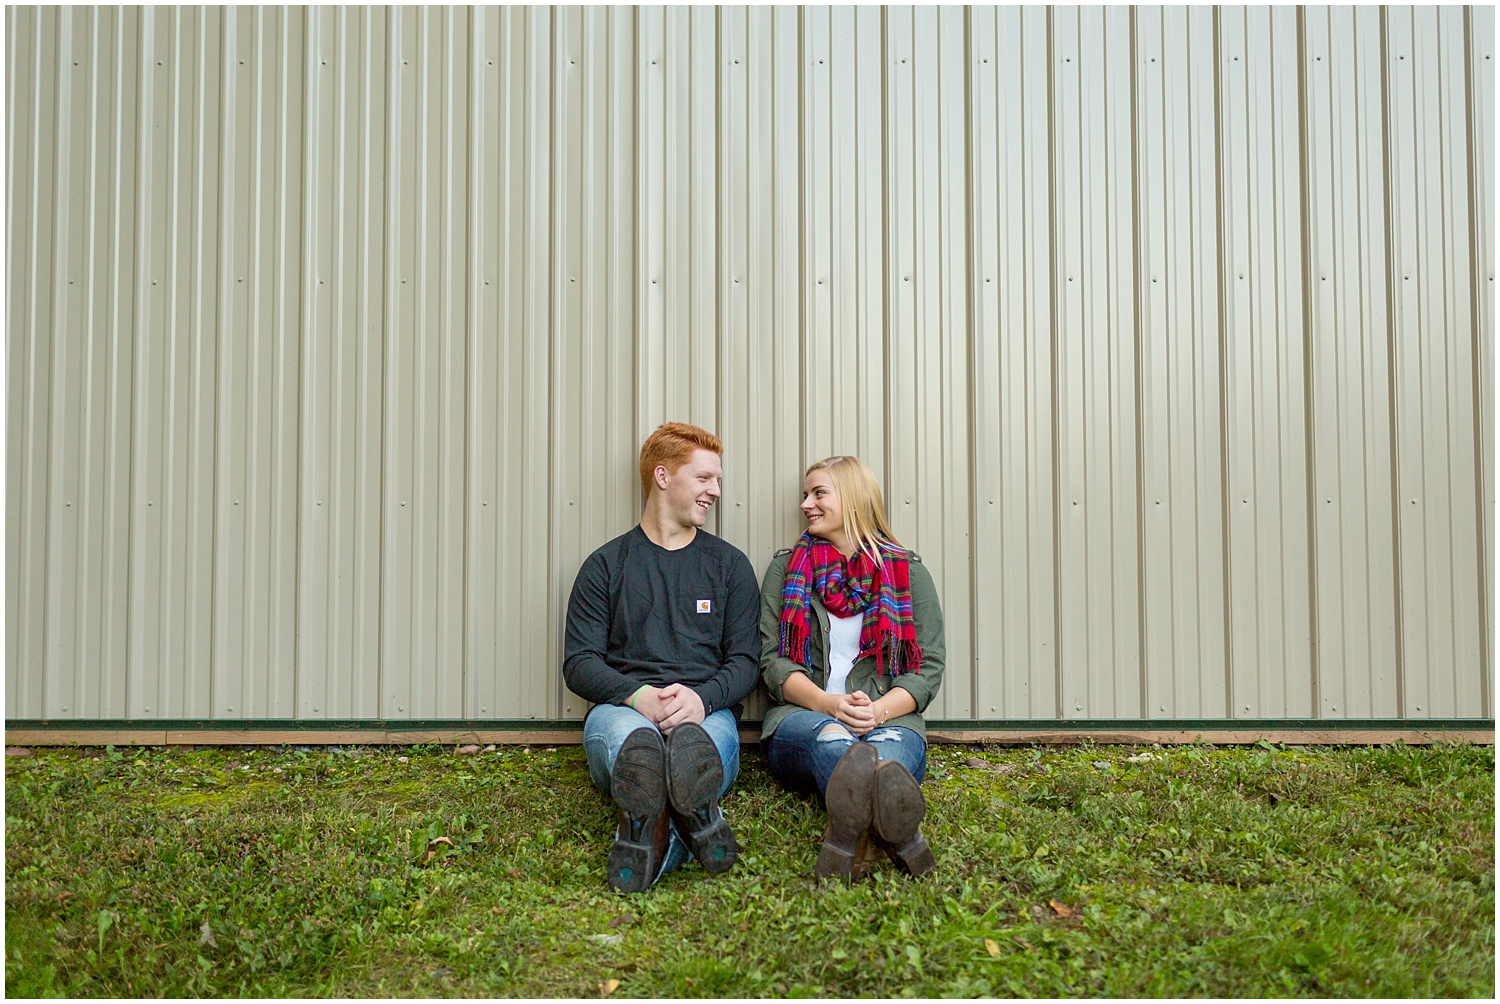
[759,455,945,880]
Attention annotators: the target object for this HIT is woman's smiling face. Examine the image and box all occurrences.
[800,468,846,544]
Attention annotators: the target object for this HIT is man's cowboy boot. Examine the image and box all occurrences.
[665,722,738,873]
[870,759,935,877]
[608,727,669,892]
[816,743,877,880]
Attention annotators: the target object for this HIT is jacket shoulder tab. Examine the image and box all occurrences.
[772,547,793,558]
[906,550,924,564]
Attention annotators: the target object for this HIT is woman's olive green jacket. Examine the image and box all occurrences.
[757,548,946,740]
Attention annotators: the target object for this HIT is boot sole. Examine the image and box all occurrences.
[816,743,877,880]
[666,723,738,874]
[871,760,934,877]
[609,728,667,893]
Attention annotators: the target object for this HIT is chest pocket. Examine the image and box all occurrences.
[674,581,727,649]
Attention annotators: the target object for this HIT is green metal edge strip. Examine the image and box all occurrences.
[6,717,1494,731]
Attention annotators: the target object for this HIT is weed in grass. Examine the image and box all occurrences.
[5,742,1493,997]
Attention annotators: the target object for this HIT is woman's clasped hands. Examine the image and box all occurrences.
[828,689,879,736]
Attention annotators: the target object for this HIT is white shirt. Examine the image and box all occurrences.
[825,613,862,695]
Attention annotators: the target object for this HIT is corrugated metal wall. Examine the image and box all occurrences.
[6,5,1492,724]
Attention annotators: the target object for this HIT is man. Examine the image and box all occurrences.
[563,422,760,893]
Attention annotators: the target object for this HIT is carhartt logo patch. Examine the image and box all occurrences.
[696,599,712,614]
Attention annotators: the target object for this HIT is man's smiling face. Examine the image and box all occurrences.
[659,448,723,529]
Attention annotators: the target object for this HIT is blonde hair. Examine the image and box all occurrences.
[805,455,904,565]
[639,422,722,498]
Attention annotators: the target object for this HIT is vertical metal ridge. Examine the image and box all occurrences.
[295,6,317,717]
[125,5,152,717]
[462,5,478,720]
[378,5,396,718]
[798,4,810,469]
[876,4,887,476]
[1295,6,1322,717]
[79,7,102,713]
[4,2,18,705]
[962,3,979,708]
[544,2,563,718]
[713,4,723,445]
[39,7,61,712]
[1212,6,1235,718]
[1129,4,1149,719]
[1461,6,1492,711]
[164,4,184,715]
[105,9,130,717]
[189,6,217,717]
[1046,5,1064,720]
[1379,6,1407,717]
[210,6,233,719]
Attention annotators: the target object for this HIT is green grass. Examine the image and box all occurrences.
[5,739,1493,997]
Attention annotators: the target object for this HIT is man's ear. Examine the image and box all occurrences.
[653,464,671,491]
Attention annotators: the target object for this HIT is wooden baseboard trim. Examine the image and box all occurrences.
[6,726,1492,748]
[923,728,1495,746]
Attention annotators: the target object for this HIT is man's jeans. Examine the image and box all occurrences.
[582,704,740,885]
[764,708,926,800]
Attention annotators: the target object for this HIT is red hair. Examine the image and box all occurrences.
[639,422,723,497]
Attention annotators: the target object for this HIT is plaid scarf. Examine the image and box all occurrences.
[777,531,922,677]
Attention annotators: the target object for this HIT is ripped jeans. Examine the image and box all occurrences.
[764,708,927,801]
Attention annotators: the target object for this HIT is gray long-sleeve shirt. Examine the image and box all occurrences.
[562,525,760,717]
